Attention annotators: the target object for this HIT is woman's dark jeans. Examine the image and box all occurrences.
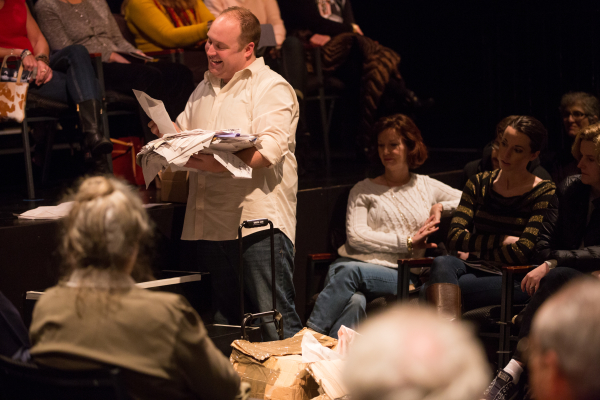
[420,255,530,312]
[29,44,101,104]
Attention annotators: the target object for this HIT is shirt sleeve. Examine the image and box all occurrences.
[173,298,241,400]
[34,2,75,51]
[252,78,297,166]
[423,176,462,211]
[264,0,286,46]
[345,185,408,254]
[125,0,211,48]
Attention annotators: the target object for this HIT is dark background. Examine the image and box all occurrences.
[350,0,600,152]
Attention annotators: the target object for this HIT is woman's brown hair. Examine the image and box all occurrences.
[373,114,428,169]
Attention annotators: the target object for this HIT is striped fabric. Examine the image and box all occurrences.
[448,170,556,265]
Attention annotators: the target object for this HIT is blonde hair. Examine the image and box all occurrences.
[572,122,600,165]
[61,176,153,283]
[344,305,489,400]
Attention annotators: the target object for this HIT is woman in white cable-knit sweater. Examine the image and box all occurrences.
[307,114,462,338]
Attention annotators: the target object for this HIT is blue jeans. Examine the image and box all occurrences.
[197,229,303,341]
[29,45,100,104]
[420,255,530,312]
[307,258,400,339]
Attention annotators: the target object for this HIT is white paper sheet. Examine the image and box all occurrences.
[301,331,342,363]
[19,202,74,220]
[212,151,253,179]
[132,89,177,135]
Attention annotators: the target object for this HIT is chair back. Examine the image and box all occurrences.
[0,355,129,400]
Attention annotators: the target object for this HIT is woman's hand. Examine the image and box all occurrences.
[412,215,439,250]
[35,60,52,85]
[309,34,331,47]
[21,54,37,71]
[521,262,550,296]
[503,235,519,246]
[109,52,130,64]
[429,203,443,223]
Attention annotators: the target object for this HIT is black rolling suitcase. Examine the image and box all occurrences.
[238,218,284,341]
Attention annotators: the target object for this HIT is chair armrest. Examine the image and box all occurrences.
[398,257,434,268]
[502,265,535,274]
[308,253,337,262]
[89,53,102,59]
[145,49,184,56]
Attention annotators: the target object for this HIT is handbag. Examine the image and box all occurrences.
[0,57,29,123]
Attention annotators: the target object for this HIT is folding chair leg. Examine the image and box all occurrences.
[22,116,35,200]
[498,268,514,370]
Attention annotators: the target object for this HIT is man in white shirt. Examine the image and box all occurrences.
[149,6,302,340]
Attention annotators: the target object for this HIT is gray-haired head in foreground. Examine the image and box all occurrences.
[344,305,490,400]
[531,278,600,400]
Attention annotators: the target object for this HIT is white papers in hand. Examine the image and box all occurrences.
[212,151,252,179]
[301,331,342,363]
[132,90,177,136]
[18,202,73,220]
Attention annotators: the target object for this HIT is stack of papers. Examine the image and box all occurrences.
[19,202,73,220]
[133,90,257,186]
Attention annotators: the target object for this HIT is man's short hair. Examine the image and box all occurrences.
[344,305,489,400]
[219,6,261,53]
[531,278,600,400]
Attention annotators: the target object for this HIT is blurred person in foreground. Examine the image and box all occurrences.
[28,176,242,400]
[344,305,489,400]
[462,115,550,188]
[528,278,600,400]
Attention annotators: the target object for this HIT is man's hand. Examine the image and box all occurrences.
[148,121,180,138]
[109,52,130,64]
[185,153,227,172]
[310,34,331,47]
[521,262,550,296]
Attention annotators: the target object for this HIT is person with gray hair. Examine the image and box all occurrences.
[344,305,490,400]
[528,278,600,400]
[551,91,600,183]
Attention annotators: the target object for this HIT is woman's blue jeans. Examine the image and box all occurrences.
[420,255,530,312]
[28,44,100,104]
[307,258,401,339]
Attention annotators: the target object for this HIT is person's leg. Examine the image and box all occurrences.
[242,230,303,341]
[48,44,101,103]
[307,259,397,337]
[420,255,469,320]
[28,70,69,103]
[328,292,366,339]
[458,268,529,312]
[419,255,468,300]
[280,37,307,99]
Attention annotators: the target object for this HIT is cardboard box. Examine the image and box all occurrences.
[230,328,337,400]
[159,167,189,203]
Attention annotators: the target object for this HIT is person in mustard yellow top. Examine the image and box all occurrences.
[123,0,214,83]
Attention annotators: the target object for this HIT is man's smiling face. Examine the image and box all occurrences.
[205,15,254,84]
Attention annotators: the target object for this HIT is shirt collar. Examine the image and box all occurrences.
[206,57,265,90]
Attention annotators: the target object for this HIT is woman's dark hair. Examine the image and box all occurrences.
[506,116,547,153]
[373,114,428,169]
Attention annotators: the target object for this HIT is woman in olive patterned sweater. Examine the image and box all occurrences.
[421,116,556,318]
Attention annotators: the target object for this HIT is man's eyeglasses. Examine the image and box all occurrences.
[562,111,588,121]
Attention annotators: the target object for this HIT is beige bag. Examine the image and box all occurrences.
[0,56,29,123]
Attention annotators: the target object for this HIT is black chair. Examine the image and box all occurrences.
[0,355,128,400]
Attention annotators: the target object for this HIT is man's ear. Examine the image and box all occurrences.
[545,350,574,398]
[244,42,255,58]
[589,115,599,124]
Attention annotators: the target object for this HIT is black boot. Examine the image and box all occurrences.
[78,99,113,156]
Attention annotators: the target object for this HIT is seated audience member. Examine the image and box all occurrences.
[28,176,242,400]
[278,0,424,150]
[344,305,489,400]
[306,114,462,338]
[0,0,112,171]
[0,291,30,361]
[34,0,195,141]
[421,116,556,319]
[528,279,600,400]
[483,123,600,400]
[462,115,550,187]
[549,91,600,184]
[122,0,214,84]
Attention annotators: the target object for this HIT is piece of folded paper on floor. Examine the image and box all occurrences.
[18,202,73,220]
[230,328,337,400]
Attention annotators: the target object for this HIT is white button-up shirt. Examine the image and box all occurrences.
[175,57,299,244]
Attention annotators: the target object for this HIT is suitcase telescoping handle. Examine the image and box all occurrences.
[238,219,284,340]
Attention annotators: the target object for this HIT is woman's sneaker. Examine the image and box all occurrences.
[482,370,519,400]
